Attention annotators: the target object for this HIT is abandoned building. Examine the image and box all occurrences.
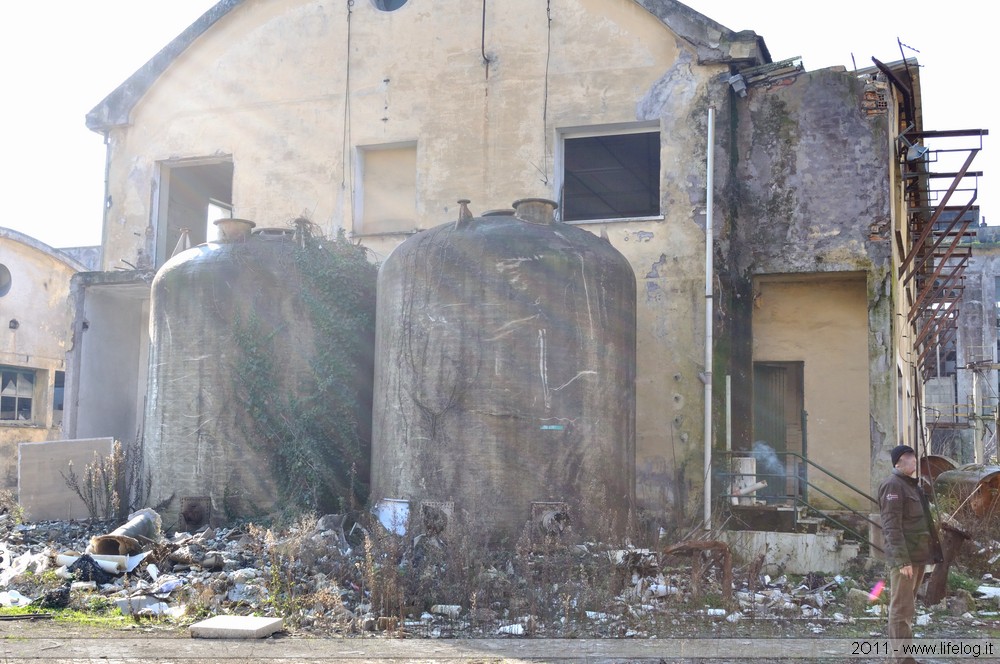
[0,229,87,507]
[924,217,999,464]
[0,0,984,556]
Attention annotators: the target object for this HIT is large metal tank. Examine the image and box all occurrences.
[143,219,374,528]
[372,199,636,542]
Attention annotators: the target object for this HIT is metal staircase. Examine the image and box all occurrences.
[718,451,883,555]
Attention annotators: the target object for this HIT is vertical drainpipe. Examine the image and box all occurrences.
[704,106,716,531]
[100,130,111,269]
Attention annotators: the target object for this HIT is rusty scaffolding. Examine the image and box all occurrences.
[897,127,988,380]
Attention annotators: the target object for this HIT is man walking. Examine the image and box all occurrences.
[878,444,942,660]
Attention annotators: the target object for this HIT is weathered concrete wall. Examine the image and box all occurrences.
[64,273,152,449]
[752,275,870,509]
[954,242,1000,462]
[84,0,912,528]
[17,437,114,521]
[89,0,758,525]
[0,229,81,491]
[724,66,897,505]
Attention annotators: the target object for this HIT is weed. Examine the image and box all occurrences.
[0,489,24,525]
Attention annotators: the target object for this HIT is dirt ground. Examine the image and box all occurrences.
[3,611,997,663]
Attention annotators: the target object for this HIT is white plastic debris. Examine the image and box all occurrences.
[0,589,29,607]
[648,584,679,597]
[497,623,524,635]
[430,604,461,618]
[725,611,742,622]
[705,608,726,616]
[977,586,1000,599]
[916,613,931,626]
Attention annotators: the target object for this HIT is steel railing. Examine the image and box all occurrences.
[718,450,883,553]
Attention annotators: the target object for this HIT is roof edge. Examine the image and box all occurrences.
[632,0,771,66]
[85,0,246,133]
[0,227,90,272]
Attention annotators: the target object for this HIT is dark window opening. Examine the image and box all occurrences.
[1,367,34,422]
[53,370,65,426]
[159,160,234,266]
[562,132,660,222]
[0,264,11,297]
[373,0,408,10]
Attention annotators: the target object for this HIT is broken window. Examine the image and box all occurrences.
[560,128,661,222]
[0,264,11,297]
[1,367,34,422]
[356,143,417,235]
[157,160,234,266]
[52,370,65,427]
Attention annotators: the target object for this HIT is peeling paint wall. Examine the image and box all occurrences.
[91,0,738,525]
[0,231,80,491]
[751,275,870,509]
[85,0,908,528]
[726,66,898,503]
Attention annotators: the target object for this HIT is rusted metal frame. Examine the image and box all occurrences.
[909,264,967,328]
[908,245,969,322]
[918,325,959,378]
[909,129,989,140]
[873,58,915,127]
[903,207,973,287]
[922,171,984,179]
[914,298,961,351]
[913,292,962,347]
[899,150,979,278]
[915,316,955,367]
[918,321,960,371]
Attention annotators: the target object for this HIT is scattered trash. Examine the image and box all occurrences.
[0,589,29,607]
[430,604,461,618]
[497,623,524,635]
[64,554,115,585]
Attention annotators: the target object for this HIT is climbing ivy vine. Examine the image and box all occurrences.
[233,226,377,517]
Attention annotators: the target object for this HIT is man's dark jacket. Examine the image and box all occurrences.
[877,469,943,567]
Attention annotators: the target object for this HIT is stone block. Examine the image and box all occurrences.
[190,615,283,639]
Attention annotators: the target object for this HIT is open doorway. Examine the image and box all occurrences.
[156,159,234,266]
[752,361,805,501]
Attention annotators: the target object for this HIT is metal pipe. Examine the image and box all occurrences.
[89,508,162,556]
[703,106,715,531]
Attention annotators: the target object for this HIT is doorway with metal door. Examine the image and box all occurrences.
[753,361,806,502]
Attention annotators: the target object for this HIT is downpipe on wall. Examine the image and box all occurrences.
[703,106,715,531]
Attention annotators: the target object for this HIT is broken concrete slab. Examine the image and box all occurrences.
[190,615,283,639]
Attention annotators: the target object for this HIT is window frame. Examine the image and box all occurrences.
[1,366,36,424]
[555,121,662,224]
[353,141,419,237]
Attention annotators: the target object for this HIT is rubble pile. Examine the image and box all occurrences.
[1,511,999,640]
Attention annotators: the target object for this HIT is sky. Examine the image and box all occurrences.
[0,0,992,249]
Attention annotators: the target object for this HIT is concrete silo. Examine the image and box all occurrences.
[372,199,636,542]
[144,219,375,528]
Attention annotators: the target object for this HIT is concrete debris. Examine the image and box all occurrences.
[2,516,999,639]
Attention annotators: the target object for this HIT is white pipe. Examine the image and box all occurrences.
[726,374,732,452]
[735,480,768,496]
[704,106,715,531]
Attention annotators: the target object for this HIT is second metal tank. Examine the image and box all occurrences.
[371,199,636,542]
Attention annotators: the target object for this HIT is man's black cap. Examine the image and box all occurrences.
[891,444,915,467]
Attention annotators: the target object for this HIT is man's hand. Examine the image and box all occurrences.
[899,564,913,578]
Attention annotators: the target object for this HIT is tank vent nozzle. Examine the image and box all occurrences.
[512,198,558,225]
[455,199,474,229]
[213,218,256,242]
